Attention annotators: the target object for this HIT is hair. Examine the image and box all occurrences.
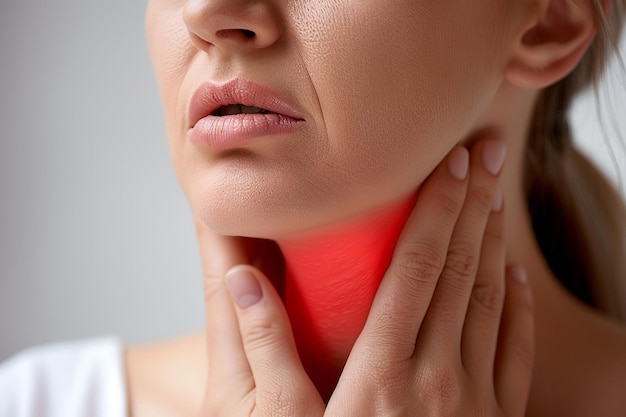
[524,0,626,320]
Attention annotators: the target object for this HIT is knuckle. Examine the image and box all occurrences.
[396,242,446,283]
[471,280,505,316]
[367,313,416,355]
[355,342,390,372]
[362,346,411,380]
[433,191,464,219]
[445,243,478,279]
[356,351,413,403]
[469,184,494,213]
[417,363,463,414]
[240,314,283,353]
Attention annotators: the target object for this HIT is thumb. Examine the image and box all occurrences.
[224,265,325,416]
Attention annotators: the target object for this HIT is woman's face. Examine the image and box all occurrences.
[146,0,518,239]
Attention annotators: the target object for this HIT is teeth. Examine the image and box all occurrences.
[215,104,270,116]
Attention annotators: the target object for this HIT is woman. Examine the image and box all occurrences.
[2,0,626,415]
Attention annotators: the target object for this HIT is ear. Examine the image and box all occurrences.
[504,0,605,89]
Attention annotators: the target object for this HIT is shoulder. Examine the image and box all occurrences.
[0,337,127,417]
[125,332,206,417]
[580,317,626,416]
[531,302,626,417]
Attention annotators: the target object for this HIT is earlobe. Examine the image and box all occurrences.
[504,0,600,89]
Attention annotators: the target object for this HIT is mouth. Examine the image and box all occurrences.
[188,78,306,149]
[213,104,273,117]
[188,78,306,129]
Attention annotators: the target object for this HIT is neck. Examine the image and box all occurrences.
[276,193,417,401]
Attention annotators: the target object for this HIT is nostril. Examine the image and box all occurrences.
[215,29,256,42]
[241,29,256,39]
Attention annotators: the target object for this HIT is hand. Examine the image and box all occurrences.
[195,223,324,415]
[197,139,535,416]
[326,140,534,417]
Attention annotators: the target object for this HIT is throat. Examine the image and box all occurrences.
[275,193,417,401]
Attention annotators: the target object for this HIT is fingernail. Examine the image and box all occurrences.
[448,146,469,180]
[491,188,503,212]
[482,141,507,176]
[225,267,263,309]
[510,265,528,284]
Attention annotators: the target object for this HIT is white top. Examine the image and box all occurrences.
[0,337,127,417]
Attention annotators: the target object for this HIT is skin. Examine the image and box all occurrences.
[278,193,418,399]
[146,0,516,238]
[128,0,626,415]
[199,142,534,417]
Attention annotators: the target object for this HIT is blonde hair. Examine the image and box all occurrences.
[524,0,626,319]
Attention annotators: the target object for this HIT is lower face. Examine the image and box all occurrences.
[146,0,516,240]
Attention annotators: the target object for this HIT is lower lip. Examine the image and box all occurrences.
[189,113,305,150]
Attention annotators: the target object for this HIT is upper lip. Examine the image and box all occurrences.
[188,77,306,129]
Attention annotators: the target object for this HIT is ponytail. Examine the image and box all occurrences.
[524,0,626,320]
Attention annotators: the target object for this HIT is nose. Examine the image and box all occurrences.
[183,0,283,53]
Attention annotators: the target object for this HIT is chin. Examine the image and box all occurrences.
[181,153,425,240]
[192,188,415,242]
[195,205,281,239]
[190,187,321,239]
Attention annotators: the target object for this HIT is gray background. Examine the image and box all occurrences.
[0,1,204,361]
[1,1,625,361]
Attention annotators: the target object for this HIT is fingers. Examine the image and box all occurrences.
[417,140,505,354]
[197,219,255,405]
[224,265,325,416]
[495,266,535,417]
[203,276,254,407]
[460,198,506,379]
[196,217,250,277]
[358,145,470,359]
[198,219,321,415]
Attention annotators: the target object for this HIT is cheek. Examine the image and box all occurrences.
[146,1,195,174]
[145,0,510,239]
[293,1,505,196]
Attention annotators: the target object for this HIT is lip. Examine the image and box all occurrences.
[188,77,306,150]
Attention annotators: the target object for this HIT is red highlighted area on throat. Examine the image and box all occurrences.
[276,192,418,401]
